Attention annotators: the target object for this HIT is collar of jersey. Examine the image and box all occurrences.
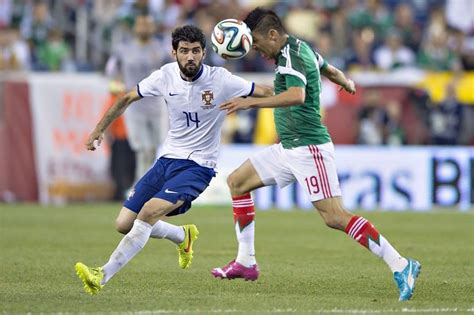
[180,65,204,83]
[275,35,291,64]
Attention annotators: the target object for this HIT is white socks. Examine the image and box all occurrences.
[150,220,185,244]
[235,221,256,267]
[101,220,186,285]
[101,219,152,284]
[369,235,408,273]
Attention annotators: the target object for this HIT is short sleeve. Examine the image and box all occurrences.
[221,69,255,99]
[315,52,328,70]
[137,69,164,98]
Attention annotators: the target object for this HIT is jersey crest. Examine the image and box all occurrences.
[201,90,215,109]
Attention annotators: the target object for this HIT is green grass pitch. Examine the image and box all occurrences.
[0,203,473,314]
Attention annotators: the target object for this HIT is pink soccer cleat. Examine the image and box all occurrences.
[211,260,259,281]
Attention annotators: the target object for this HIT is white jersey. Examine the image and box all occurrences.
[137,62,255,168]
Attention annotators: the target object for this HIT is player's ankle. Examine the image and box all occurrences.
[236,256,257,268]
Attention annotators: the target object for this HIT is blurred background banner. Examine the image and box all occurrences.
[337,146,473,211]
[28,73,112,204]
[195,145,473,211]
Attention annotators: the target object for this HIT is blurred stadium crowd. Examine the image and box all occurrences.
[0,0,473,147]
[1,0,473,72]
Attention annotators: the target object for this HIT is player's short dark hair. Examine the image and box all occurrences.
[243,7,286,35]
[171,25,206,50]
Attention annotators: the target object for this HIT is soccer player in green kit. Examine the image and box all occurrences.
[212,7,421,302]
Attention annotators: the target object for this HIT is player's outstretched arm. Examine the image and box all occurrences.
[321,63,356,95]
[220,86,304,114]
[252,84,274,97]
[86,89,141,151]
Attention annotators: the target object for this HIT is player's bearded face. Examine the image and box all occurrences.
[175,42,205,78]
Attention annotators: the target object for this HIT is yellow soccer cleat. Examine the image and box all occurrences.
[75,262,104,295]
[177,224,199,269]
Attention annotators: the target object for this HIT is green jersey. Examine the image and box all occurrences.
[273,35,331,148]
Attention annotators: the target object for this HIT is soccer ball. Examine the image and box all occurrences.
[211,19,253,60]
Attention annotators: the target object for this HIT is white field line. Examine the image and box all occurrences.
[24,308,474,315]
[24,312,474,315]
[124,308,473,314]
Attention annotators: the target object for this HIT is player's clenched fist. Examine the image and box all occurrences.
[85,130,103,151]
[340,78,356,94]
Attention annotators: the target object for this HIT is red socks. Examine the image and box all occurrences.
[232,193,255,232]
[345,216,380,248]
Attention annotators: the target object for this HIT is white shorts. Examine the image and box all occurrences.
[250,142,341,202]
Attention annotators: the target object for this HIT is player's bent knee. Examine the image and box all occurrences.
[115,220,132,234]
[115,223,130,234]
[227,173,245,196]
[115,207,137,234]
[226,172,235,187]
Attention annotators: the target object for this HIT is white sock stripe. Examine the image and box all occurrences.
[233,198,253,201]
[232,202,254,206]
[349,218,367,237]
[232,205,253,208]
[348,217,365,236]
[232,200,254,204]
[350,219,368,238]
[232,200,254,205]
[350,218,367,236]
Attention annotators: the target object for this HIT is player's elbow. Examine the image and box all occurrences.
[123,91,136,104]
[121,90,141,107]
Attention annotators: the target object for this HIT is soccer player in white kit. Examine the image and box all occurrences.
[75,25,272,295]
